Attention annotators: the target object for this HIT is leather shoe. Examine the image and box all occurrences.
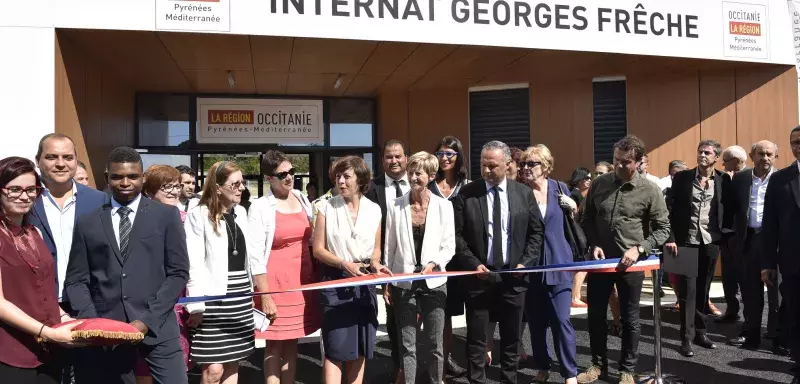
[693,335,717,349]
[741,339,761,351]
[790,376,798,384]
[715,312,741,323]
[728,336,746,346]
[772,341,790,357]
[446,357,467,377]
[679,341,694,357]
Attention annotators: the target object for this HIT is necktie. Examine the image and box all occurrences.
[492,186,504,270]
[392,180,403,198]
[118,206,132,262]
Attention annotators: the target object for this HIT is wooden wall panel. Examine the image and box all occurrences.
[377,92,409,151]
[55,33,135,189]
[735,65,799,168]
[530,81,594,181]
[699,69,738,167]
[407,88,468,158]
[627,72,702,178]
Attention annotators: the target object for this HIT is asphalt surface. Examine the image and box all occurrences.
[188,280,795,383]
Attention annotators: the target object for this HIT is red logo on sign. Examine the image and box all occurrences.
[729,22,761,36]
[208,110,254,124]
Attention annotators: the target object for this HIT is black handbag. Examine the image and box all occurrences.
[556,184,589,261]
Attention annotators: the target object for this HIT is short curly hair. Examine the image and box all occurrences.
[329,156,371,194]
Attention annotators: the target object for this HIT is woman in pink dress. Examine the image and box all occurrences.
[136,165,192,384]
[248,150,320,384]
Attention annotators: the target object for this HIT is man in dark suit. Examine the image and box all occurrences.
[27,134,108,384]
[665,139,724,357]
[364,139,409,383]
[65,147,189,384]
[453,140,543,384]
[717,145,749,323]
[724,141,787,355]
[761,126,800,383]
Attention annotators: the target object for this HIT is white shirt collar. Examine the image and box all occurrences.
[111,193,142,214]
[485,178,508,192]
[42,181,78,199]
[752,167,775,181]
[385,172,408,184]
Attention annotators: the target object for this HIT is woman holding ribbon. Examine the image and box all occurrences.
[518,145,578,384]
[385,151,455,384]
[247,150,320,384]
[184,161,254,384]
[312,155,392,384]
[0,157,83,384]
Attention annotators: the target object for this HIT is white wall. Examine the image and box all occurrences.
[0,27,55,161]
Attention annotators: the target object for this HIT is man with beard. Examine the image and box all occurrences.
[364,139,410,383]
[175,165,198,212]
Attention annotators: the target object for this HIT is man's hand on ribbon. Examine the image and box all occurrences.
[475,264,490,280]
[616,247,639,272]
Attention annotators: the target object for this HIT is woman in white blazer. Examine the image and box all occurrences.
[184,161,254,384]
[385,151,455,384]
[247,150,320,384]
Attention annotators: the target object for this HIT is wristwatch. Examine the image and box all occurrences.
[636,245,646,255]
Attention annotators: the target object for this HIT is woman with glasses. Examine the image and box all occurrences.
[518,145,578,384]
[429,136,472,377]
[313,156,392,384]
[0,157,83,384]
[134,165,192,384]
[248,150,319,384]
[566,167,592,309]
[184,161,254,384]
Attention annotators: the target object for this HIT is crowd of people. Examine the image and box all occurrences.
[0,129,799,384]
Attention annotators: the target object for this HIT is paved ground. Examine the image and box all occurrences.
[189,280,795,383]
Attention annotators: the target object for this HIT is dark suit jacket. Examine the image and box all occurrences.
[452,178,543,290]
[761,163,800,275]
[64,196,189,345]
[28,182,108,263]
[666,168,724,245]
[724,167,765,252]
[364,175,394,263]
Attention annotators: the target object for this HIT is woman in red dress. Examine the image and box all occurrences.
[248,150,320,384]
[0,157,83,384]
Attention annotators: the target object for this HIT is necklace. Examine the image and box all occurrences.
[223,214,239,256]
[1,219,19,252]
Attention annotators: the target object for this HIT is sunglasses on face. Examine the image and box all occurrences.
[273,168,296,180]
[221,181,244,191]
[2,186,43,199]
[518,161,542,169]
[435,151,458,159]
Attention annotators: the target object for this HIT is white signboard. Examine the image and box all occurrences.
[788,0,800,122]
[723,2,770,59]
[196,98,323,145]
[155,0,230,32]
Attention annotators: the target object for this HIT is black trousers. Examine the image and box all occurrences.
[385,300,401,369]
[779,274,800,375]
[464,274,526,384]
[677,243,719,342]
[74,337,187,384]
[719,234,742,316]
[586,271,644,373]
[742,230,780,340]
[0,362,60,384]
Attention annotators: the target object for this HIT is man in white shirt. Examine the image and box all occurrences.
[638,154,662,185]
[364,139,410,383]
[726,140,787,356]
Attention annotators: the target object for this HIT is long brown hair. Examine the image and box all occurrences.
[199,161,241,235]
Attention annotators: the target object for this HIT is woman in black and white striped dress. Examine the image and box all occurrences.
[184,161,255,384]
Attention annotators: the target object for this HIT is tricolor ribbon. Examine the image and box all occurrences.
[177,255,660,305]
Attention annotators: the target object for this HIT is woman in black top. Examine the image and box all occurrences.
[566,167,592,209]
[428,136,470,377]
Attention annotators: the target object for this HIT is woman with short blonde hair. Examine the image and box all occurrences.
[386,151,454,384]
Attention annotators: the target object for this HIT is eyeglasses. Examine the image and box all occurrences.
[518,161,542,169]
[2,186,43,199]
[435,151,458,159]
[159,184,182,193]
[273,168,296,180]
[221,181,244,191]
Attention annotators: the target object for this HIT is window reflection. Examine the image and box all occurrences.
[137,94,190,147]
[329,99,373,148]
